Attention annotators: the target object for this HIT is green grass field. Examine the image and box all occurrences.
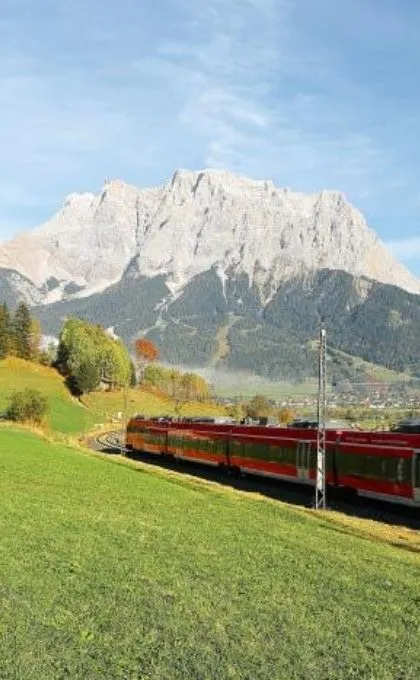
[214,377,318,399]
[1,428,420,679]
[0,359,225,435]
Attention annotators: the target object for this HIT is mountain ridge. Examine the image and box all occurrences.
[1,169,420,382]
[0,169,418,302]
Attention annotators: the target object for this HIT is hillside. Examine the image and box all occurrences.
[0,359,98,433]
[0,359,224,433]
[1,429,420,679]
[34,268,420,382]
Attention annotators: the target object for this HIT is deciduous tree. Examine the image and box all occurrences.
[246,394,271,419]
[277,407,295,425]
[134,338,159,382]
[57,319,132,395]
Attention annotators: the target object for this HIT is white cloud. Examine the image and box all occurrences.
[0,0,419,249]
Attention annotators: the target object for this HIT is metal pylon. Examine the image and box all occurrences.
[315,323,327,509]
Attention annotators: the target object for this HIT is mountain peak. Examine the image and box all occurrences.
[62,191,95,210]
[0,168,418,299]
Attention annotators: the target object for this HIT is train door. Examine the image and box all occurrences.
[296,441,311,481]
[413,450,420,503]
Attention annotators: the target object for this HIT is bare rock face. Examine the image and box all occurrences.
[0,169,418,300]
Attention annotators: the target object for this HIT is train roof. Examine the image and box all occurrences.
[288,418,351,430]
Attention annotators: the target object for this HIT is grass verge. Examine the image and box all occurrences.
[1,428,420,679]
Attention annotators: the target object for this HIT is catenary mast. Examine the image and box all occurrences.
[315,322,327,509]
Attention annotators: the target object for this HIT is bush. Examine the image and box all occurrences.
[246,394,271,419]
[6,389,49,424]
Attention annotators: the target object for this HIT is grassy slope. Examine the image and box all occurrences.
[0,359,225,434]
[0,359,98,433]
[1,429,420,680]
[83,387,225,421]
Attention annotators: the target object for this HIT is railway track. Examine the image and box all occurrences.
[92,430,420,530]
[94,430,128,454]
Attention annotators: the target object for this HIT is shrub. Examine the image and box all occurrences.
[246,394,271,419]
[6,389,49,424]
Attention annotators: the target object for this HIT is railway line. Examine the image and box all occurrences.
[94,430,127,453]
[93,429,420,530]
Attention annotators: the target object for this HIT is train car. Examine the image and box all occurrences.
[338,429,420,449]
[126,417,420,507]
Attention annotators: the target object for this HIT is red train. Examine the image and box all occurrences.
[126,417,420,507]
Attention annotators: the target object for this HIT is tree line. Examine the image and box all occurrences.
[0,302,43,362]
[143,364,210,402]
[0,300,213,406]
[225,394,296,425]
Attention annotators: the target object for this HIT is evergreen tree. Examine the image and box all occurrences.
[73,359,101,395]
[13,302,32,360]
[0,303,13,359]
[129,360,137,387]
[29,319,42,361]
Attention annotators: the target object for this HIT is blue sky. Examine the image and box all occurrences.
[1,0,419,274]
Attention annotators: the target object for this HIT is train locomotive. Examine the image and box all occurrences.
[126,417,420,507]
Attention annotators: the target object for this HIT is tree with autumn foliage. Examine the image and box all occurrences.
[142,364,211,408]
[134,337,159,383]
[245,394,271,419]
[277,407,296,425]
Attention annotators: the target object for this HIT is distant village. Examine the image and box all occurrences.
[218,382,420,412]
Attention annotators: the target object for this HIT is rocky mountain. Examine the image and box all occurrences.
[1,169,420,382]
[0,169,419,302]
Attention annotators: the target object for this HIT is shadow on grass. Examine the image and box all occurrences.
[316,520,420,554]
[97,442,420,532]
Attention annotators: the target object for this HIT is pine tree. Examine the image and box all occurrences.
[29,318,42,362]
[129,360,137,387]
[0,303,13,359]
[13,302,32,360]
[73,359,101,395]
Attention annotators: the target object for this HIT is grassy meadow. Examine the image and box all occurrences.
[0,359,99,433]
[83,385,226,422]
[1,427,420,679]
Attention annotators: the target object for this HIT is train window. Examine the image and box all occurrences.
[270,446,294,464]
[339,452,409,482]
[231,439,243,457]
[243,442,268,459]
[396,458,405,484]
[414,454,420,488]
[216,439,225,454]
